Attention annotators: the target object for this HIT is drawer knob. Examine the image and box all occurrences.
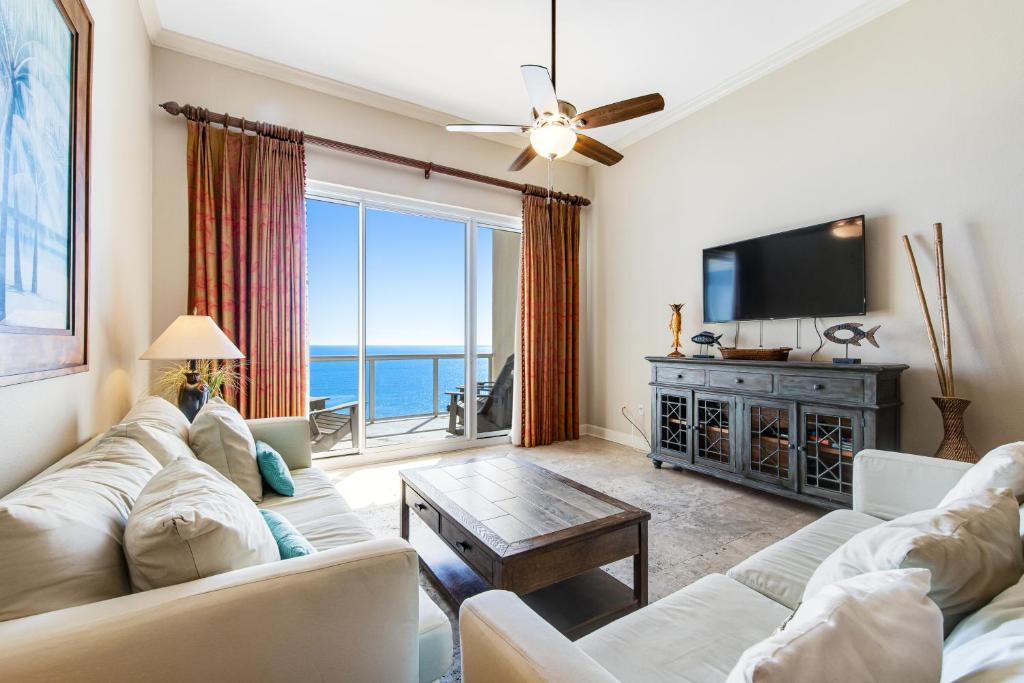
[676,374,683,379]
[812,384,825,391]
[734,377,744,384]
[414,502,427,511]
[455,540,471,552]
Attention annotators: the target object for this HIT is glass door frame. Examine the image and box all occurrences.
[306,180,521,457]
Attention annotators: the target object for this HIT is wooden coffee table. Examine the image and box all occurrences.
[400,455,650,639]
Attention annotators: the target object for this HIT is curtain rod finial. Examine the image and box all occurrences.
[160,101,182,115]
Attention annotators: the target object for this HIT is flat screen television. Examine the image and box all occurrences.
[702,216,866,323]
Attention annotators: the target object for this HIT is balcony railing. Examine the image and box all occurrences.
[310,352,493,424]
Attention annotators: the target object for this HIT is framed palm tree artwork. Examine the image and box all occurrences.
[0,0,91,386]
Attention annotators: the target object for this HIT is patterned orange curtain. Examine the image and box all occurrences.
[520,193,581,447]
[186,117,308,418]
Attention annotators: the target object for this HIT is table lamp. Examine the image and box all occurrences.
[141,314,244,421]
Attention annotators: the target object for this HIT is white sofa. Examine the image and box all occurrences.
[460,449,1018,682]
[0,406,453,682]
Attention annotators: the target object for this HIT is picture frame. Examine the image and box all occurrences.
[0,0,92,386]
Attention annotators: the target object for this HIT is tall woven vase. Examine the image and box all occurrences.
[932,396,978,463]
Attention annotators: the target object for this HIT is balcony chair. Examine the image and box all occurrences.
[446,355,514,436]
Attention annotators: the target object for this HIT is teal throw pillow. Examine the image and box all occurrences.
[255,440,295,496]
[260,509,316,559]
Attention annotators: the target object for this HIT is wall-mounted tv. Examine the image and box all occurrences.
[703,216,866,323]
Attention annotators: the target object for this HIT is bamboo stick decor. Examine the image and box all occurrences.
[903,234,949,396]
[934,223,955,396]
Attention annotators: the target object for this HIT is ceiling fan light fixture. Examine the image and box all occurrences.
[529,122,577,160]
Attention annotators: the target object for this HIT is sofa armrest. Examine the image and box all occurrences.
[460,591,620,683]
[247,416,312,469]
[0,538,420,682]
[853,449,972,520]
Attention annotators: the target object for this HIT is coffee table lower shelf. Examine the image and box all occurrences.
[411,525,639,640]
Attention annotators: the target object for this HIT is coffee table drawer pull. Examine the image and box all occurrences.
[405,488,440,532]
[456,541,471,552]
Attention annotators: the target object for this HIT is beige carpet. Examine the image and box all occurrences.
[323,435,824,682]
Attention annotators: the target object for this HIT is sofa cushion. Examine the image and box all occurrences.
[942,574,1024,681]
[260,509,316,559]
[109,419,195,467]
[124,395,191,440]
[189,397,263,502]
[577,574,791,683]
[805,488,1023,635]
[0,435,160,621]
[419,588,455,683]
[124,458,279,591]
[256,440,295,496]
[728,568,942,683]
[727,509,882,610]
[259,468,375,550]
[941,442,1024,506]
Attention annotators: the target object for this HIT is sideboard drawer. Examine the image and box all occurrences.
[709,370,773,393]
[777,375,864,402]
[441,517,494,582]
[655,366,706,386]
[406,486,440,532]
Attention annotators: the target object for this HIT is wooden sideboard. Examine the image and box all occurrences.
[646,357,908,509]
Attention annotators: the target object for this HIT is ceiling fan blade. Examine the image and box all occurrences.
[508,145,538,171]
[446,124,529,134]
[573,134,623,166]
[520,65,560,118]
[572,94,665,130]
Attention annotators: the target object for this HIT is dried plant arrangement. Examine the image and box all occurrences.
[155,360,242,404]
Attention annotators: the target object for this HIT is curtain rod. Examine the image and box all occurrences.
[159,102,590,207]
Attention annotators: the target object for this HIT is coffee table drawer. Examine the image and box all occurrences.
[441,518,493,582]
[709,370,773,392]
[777,375,864,402]
[406,487,440,532]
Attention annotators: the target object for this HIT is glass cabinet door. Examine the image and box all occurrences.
[798,406,862,504]
[656,389,692,461]
[742,399,797,489]
[694,392,735,472]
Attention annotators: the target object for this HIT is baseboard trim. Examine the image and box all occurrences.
[581,424,649,452]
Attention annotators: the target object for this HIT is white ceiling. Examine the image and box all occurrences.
[146,0,906,151]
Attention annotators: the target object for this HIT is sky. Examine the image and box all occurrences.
[306,198,496,347]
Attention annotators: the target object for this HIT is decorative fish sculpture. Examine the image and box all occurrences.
[691,331,723,347]
[824,322,881,348]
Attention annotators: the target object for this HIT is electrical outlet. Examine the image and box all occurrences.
[637,404,644,417]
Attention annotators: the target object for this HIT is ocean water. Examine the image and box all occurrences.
[310,345,495,419]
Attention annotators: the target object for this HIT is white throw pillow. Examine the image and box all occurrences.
[124,458,279,591]
[804,488,1023,635]
[728,569,942,683]
[111,396,195,466]
[941,442,1024,506]
[189,397,262,502]
[0,435,160,621]
[942,574,1024,682]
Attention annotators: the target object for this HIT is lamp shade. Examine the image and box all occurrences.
[141,315,244,361]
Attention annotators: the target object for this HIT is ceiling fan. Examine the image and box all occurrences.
[446,0,665,171]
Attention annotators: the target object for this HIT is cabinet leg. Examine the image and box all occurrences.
[652,459,663,469]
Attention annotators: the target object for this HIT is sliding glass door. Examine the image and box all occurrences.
[305,183,519,457]
[307,198,360,455]
[365,207,466,447]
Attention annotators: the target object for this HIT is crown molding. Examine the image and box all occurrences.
[613,0,913,150]
[139,0,910,161]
